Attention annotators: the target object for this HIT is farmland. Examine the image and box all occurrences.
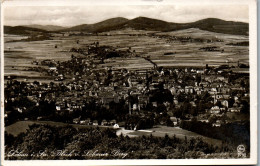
[4,28,249,82]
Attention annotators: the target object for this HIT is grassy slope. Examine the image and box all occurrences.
[129,125,222,147]
[5,121,110,137]
[5,121,222,147]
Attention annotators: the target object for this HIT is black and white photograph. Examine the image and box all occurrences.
[1,0,257,165]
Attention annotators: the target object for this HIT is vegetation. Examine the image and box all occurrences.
[180,120,250,152]
[226,41,249,46]
[4,94,129,125]
[4,26,47,35]
[5,124,241,160]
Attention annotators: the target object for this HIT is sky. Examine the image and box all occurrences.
[4,5,249,27]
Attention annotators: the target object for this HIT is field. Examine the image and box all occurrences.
[4,28,249,82]
[117,125,222,147]
[5,120,112,137]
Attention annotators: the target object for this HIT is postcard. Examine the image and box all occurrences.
[1,0,257,165]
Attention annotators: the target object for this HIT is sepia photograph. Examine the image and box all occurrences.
[1,0,257,165]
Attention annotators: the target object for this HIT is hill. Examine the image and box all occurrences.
[62,17,248,36]
[4,26,47,35]
[125,17,179,31]
[186,18,249,36]
[23,24,66,31]
[64,17,129,32]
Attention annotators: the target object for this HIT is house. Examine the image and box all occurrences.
[212,120,221,127]
[133,104,138,111]
[113,124,120,129]
[101,120,108,126]
[173,97,178,105]
[17,108,23,113]
[223,94,230,99]
[37,116,42,120]
[170,117,178,126]
[152,102,158,107]
[170,87,177,95]
[49,67,57,71]
[197,70,205,74]
[228,107,241,113]
[190,101,196,107]
[203,75,215,83]
[199,81,209,87]
[212,94,224,103]
[138,96,149,105]
[221,100,229,108]
[93,120,98,126]
[80,120,87,125]
[73,118,80,124]
[110,120,117,125]
[56,106,61,111]
[216,76,225,81]
[185,86,194,94]
[198,119,209,123]
[210,106,221,114]
[89,91,98,97]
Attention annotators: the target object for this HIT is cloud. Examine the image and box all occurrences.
[4,5,248,26]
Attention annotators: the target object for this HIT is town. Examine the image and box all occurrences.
[4,42,249,136]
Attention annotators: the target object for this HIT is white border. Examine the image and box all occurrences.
[1,0,257,165]
[0,0,253,6]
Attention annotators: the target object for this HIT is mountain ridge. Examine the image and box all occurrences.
[60,17,249,35]
[4,17,249,36]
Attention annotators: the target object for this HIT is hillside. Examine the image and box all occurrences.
[23,25,66,31]
[187,18,249,36]
[156,28,249,41]
[125,17,179,31]
[4,26,47,35]
[64,17,129,32]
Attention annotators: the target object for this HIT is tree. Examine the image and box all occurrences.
[16,124,56,158]
[209,115,217,124]
[215,101,222,107]
[201,91,212,102]
[240,100,249,114]
[5,131,14,147]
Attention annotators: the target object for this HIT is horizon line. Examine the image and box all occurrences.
[4,16,249,27]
